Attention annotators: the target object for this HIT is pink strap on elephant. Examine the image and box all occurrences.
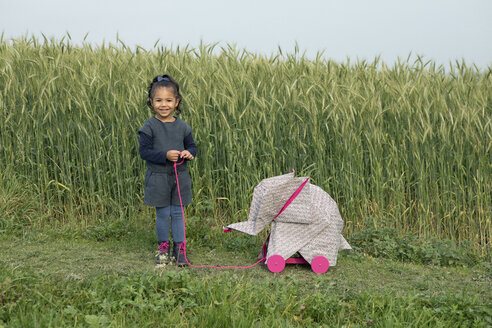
[273,177,310,219]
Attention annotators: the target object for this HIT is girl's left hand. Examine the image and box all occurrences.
[181,150,194,160]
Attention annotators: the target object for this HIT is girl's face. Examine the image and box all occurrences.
[151,87,180,122]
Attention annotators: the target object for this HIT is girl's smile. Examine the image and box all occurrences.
[151,87,180,122]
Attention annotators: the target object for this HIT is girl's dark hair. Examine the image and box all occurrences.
[146,74,183,114]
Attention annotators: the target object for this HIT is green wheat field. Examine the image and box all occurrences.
[0,36,491,327]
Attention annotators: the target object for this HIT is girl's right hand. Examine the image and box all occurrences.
[166,150,181,162]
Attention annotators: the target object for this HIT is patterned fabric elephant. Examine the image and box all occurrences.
[225,172,351,273]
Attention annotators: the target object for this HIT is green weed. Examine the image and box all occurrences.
[0,37,490,251]
[349,217,485,267]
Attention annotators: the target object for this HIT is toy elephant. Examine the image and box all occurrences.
[225,171,351,273]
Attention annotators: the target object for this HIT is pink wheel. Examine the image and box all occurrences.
[311,256,329,274]
[267,255,285,273]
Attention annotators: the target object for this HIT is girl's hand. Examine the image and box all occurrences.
[166,150,181,162]
[181,150,194,160]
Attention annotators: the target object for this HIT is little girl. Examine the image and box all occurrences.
[138,74,197,266]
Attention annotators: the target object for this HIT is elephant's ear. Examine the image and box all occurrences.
[274,178,313,224]
[225,171,295,235]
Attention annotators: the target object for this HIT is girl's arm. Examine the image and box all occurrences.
[138,132,167,164]
[183,132,197,158]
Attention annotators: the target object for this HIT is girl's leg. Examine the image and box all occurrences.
[155,206,171,243]
[170,205,187,266]
[170,205,185,242]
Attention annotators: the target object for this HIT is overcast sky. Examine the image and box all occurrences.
[1,0,491,68]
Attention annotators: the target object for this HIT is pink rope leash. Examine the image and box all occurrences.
[174,154,266,269]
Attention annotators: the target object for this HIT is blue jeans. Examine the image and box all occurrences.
[155,205,184,243]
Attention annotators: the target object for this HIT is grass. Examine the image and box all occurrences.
[1,227,491,327]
